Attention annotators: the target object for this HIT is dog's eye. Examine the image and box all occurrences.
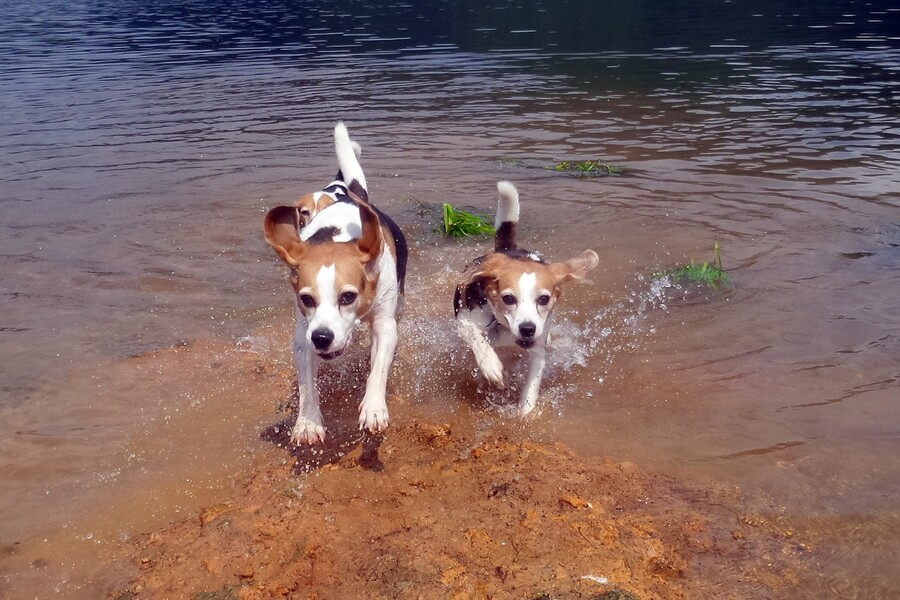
[299,208,311,217]
[537,294,552,306]
[299,293,317,308]
[501,294,517,306]
[339,291,358,306]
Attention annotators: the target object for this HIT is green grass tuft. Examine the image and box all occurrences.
[552,160,625,176]
[441,203,496,238]
[660,241,731,289]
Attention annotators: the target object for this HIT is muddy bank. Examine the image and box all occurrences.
[115,417,809,599]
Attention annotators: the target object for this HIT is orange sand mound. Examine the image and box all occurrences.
[116,419,808,599]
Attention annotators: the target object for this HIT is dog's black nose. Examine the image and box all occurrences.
[519,322,537,339]
[311,328,334,351]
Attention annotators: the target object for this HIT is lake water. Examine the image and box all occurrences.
[1,0,898,597]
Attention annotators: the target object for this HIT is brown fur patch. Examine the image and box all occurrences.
[296,192,337,227]
[293,243,376,319]
[475,254,558,297]
[265,199,388,322]
[464,249,598,315]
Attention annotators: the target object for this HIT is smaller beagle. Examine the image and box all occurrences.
[264,123,407,445]
[454,182,599,415]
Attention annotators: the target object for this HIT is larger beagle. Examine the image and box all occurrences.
[454,181,598,415]
[264,123,407,445]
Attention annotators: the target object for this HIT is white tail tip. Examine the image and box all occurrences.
[334,121,367,191]
[495,180,520,228]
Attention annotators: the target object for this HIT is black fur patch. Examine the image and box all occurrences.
[462,248,546,272]
[323,181,350,198]
[495,221,517,251]
[453,280,489,317]
[501,247,546,263]
[373,205,408,294]
[348,180,369,204]
[306,226,341,245]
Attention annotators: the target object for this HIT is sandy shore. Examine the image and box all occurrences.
[112,414,809,599]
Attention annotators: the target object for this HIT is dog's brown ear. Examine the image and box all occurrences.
[550,249,599,283]
[356,201,384,265]
[264,206,306,266]
[455,254,504,315]
[455,274,494,316]
[469,254,504,288]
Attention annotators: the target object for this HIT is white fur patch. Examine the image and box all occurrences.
[509,272,544,337]
[300,202,362,243]
[315,264,337,309]
[495,180,520,227]
[305,265,342,352]
[335,122,366,190]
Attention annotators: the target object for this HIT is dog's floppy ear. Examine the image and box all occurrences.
[455,254,504,315]
[469,253,505,288]
[549,249,599,284]
[455,275,492,316]
[356,201,384,265]
[264,206,306,267]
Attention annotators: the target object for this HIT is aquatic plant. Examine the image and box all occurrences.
[551,160,625,176]
[660,241,731,289]
[440,203,496,238]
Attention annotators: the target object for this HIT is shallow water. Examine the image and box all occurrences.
[1,0,898,597]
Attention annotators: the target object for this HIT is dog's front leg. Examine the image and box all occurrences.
[290,315,325,445]
[358,314,397,433]
[519,346,546,416]
[457,317,504,388]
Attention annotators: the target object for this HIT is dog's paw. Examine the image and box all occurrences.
[290,417,326,445]
[358,401,390,434]
[478,353,505,389]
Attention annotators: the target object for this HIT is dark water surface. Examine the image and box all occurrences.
[1,1,898,597]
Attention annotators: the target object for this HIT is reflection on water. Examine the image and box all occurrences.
[0,0,898,597]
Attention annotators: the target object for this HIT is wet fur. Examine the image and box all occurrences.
[264,123,406,445]
[454,181,598,415]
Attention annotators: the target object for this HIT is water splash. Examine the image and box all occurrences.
[394,272,674,416]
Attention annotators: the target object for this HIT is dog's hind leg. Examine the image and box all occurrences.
[290,316,326,445]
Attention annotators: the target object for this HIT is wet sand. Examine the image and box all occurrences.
[111,411,810,599]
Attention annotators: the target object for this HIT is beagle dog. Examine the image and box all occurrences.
[264,123,407,445]
[454,181,598,415]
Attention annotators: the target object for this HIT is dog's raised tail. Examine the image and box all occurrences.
[494,181,519,251]
[334,122,368,201]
